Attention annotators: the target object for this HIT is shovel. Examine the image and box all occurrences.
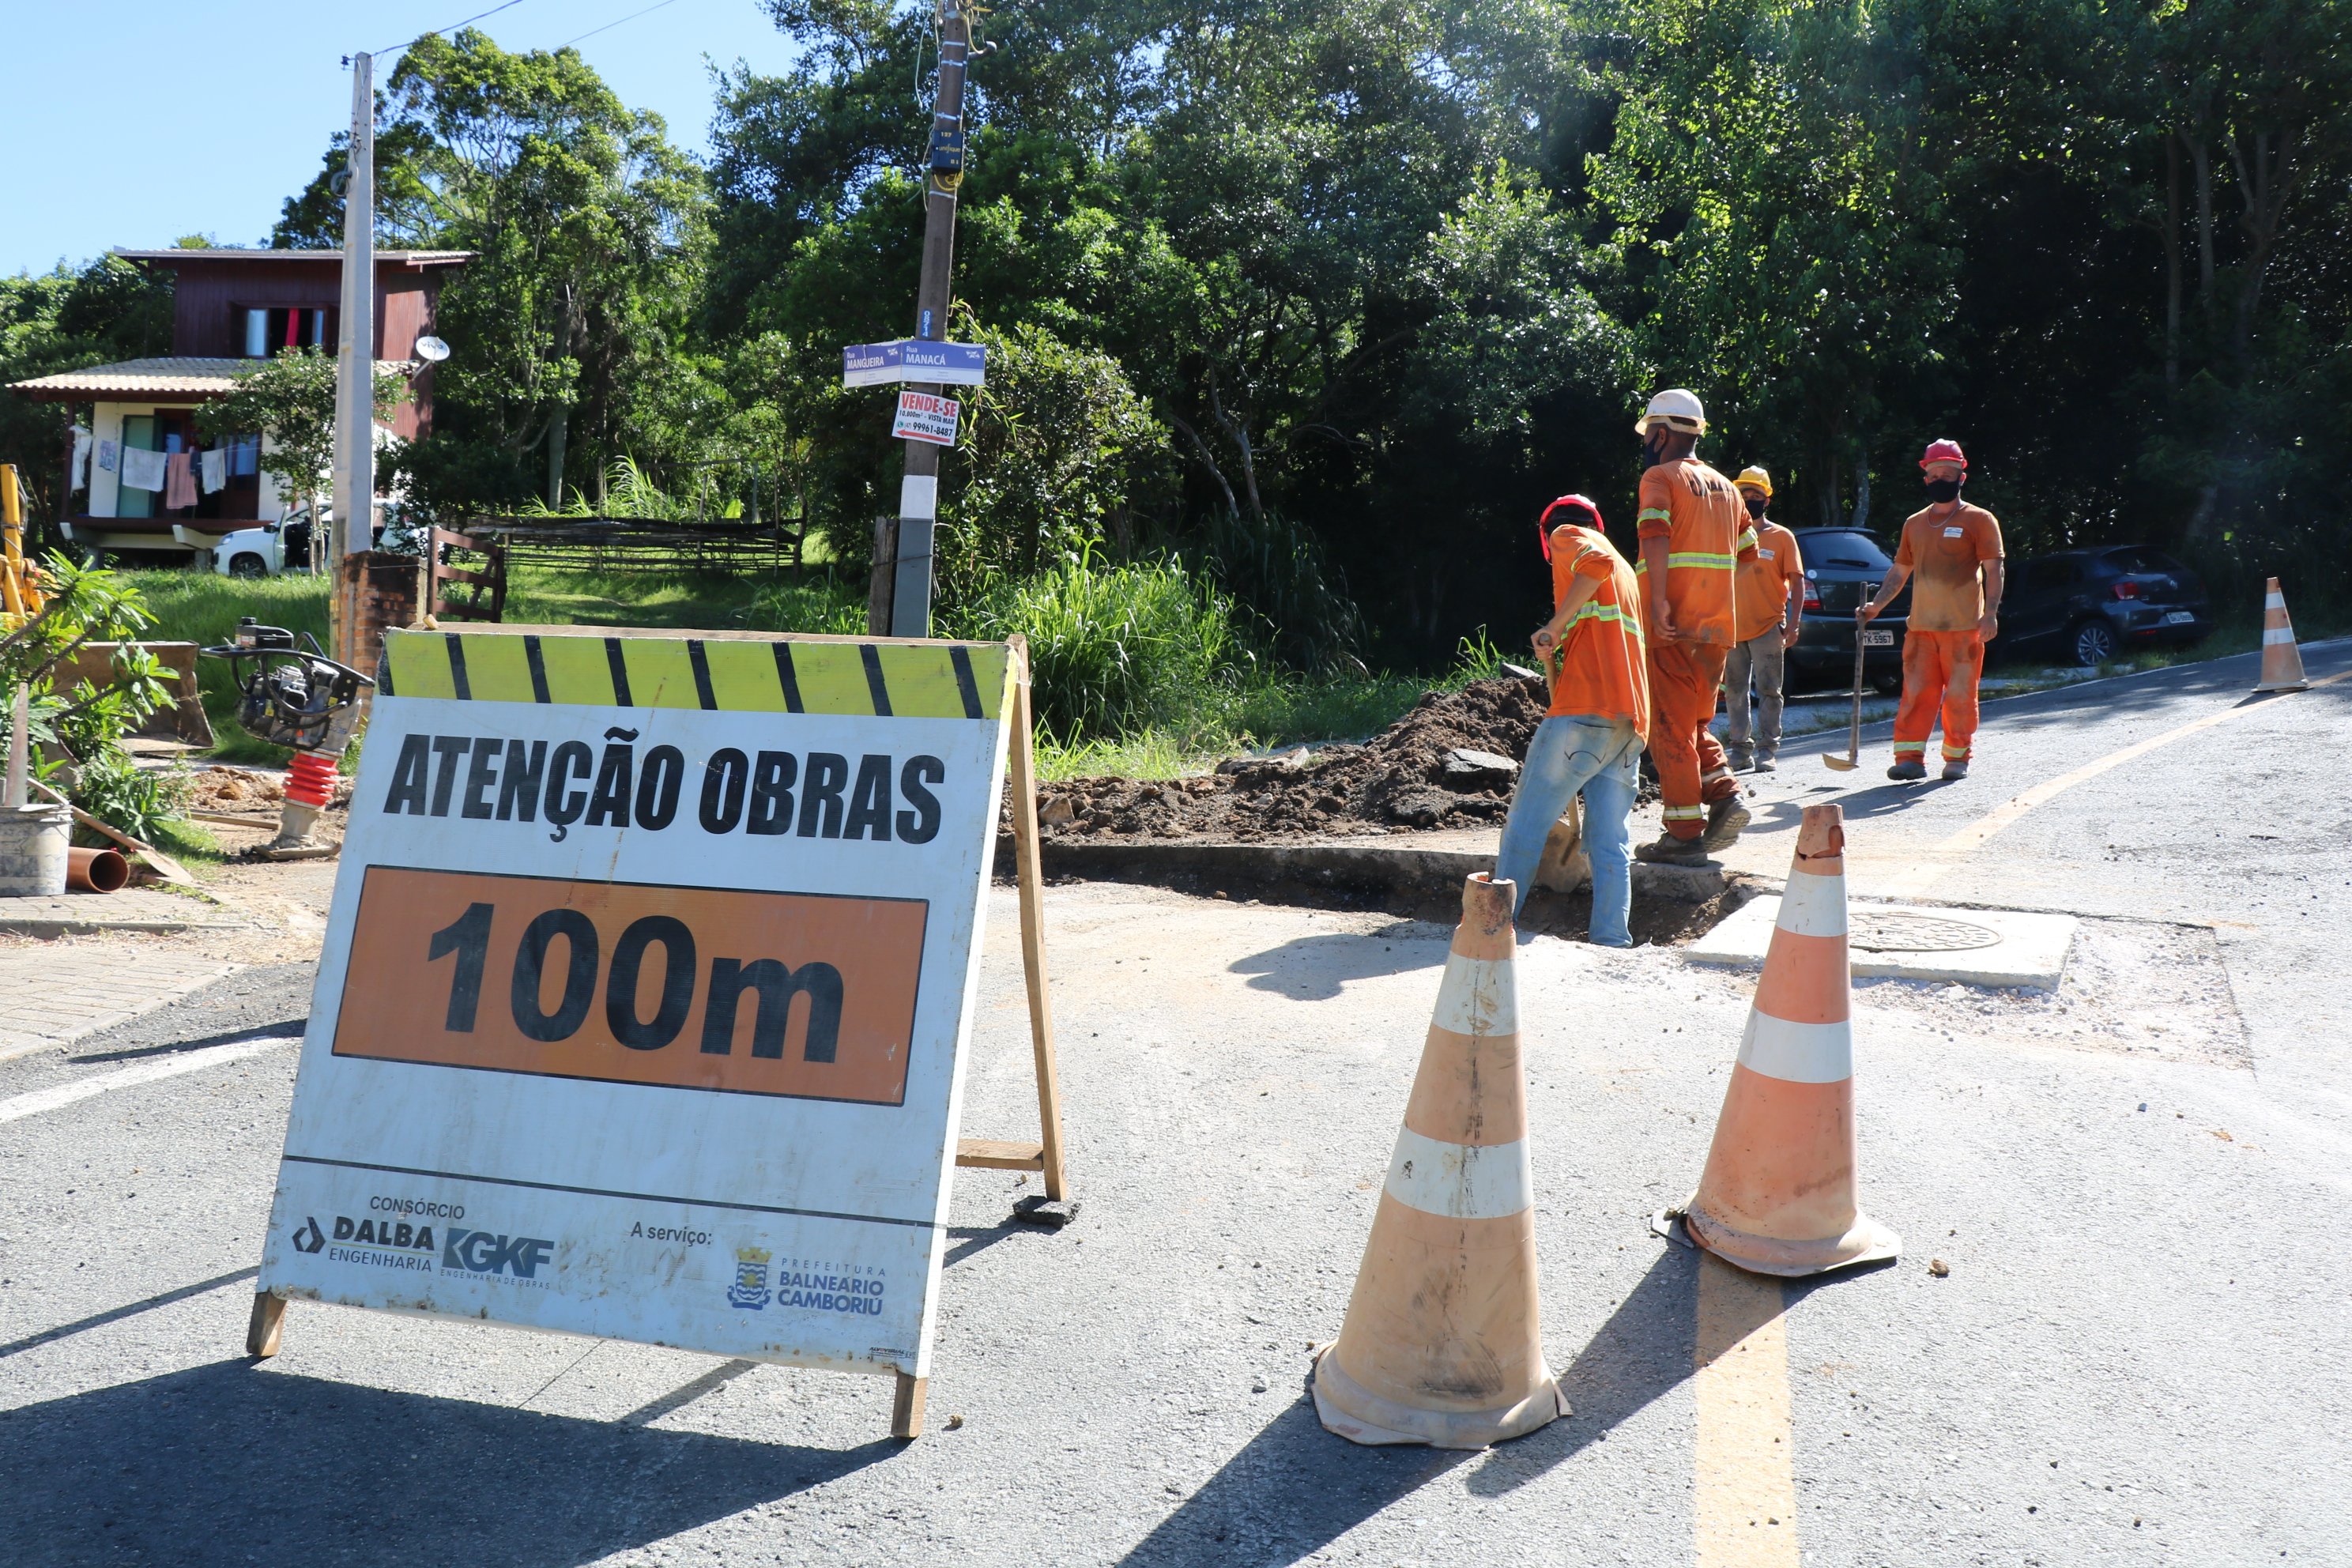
[1823,632,1865,772]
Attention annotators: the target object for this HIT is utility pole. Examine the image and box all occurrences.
[876,1,975,639]
[330,50,376,666]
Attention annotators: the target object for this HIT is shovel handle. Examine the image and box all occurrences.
[1846,631,1868,763]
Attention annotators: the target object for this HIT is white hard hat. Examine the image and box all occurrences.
[1634,387,1707,436]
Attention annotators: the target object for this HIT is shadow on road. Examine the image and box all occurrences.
[1114,1250,1698,1562]
[1227,928,1445,1001]
[0,1359,897,1567]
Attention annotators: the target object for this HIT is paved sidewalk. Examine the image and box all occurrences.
[0,948,241,1062]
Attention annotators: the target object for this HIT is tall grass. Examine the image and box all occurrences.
[943,556,1256,745]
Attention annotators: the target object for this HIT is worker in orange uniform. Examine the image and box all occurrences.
[1857,438,2004,781]
[1629,389,1755,866]
[1723,466,1804,771]
[1496,494,1649,947]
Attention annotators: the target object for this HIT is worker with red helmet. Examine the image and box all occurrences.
[1856,439,2005,780]
[1626,390,1757,865]
[1496,494,1649,946]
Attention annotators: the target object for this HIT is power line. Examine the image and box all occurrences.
[562,0,684,47]
[351,0,530,64]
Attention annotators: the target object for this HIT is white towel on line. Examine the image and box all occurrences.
[119,447,168,492]
[198,448,228,494]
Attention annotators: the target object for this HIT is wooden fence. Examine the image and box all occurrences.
[458,518,801,577]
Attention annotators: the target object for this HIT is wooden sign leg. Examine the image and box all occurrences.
[247,1291,286,1358]
[1005,671,1069,1203]
[892,1371,929,1438]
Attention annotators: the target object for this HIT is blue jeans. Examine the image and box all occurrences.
[1494,715,1643,947]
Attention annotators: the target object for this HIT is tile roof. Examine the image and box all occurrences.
[113,248,473,266]
[7,357,410,400]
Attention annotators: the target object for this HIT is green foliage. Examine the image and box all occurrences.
[742,573,868,636]
[68,752,188,847]
[0,556,173,758]
[937,316,1169,607]
[942,556,1254,744]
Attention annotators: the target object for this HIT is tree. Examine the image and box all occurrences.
[0,257,172,537]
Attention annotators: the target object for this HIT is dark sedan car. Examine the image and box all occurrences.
[1786,527,1907,694]
[1998,546,2212,666]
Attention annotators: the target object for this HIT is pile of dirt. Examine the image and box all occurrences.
[184,767,284,814]
[1035,674,1646,843]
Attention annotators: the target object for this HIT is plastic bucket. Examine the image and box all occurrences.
[0,804,72,897]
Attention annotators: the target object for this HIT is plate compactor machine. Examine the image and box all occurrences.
[200,619,373,859]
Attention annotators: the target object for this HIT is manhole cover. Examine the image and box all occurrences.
[1849,911,2003,953]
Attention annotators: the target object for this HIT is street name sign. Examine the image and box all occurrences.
[842,340,987,388]
[248,626,1062,1435]
[892,392,962,447]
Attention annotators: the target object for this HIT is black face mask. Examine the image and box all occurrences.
[1642,435,1670,472]
[1924,478,1962,503]
[1744,496,1767,519]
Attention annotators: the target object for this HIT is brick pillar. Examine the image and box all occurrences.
[339,551,424,688]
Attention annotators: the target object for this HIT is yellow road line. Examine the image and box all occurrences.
[1694,1254,1800,1566]
[1886,669,2350,898]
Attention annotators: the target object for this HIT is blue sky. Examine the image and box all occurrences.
[0,0,803,277]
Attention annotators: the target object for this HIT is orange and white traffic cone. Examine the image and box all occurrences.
[2255,577,2310,694]
[1671,803,1899,1276]
[1312,872,1567,1449]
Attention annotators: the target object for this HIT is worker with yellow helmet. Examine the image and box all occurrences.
[1722,466,1804,771]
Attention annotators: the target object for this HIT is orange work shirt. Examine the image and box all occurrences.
[1733,519,1804,639]
[1895,502,2004,631]
[1636,458,1753,646]
[1545,522,1650,741]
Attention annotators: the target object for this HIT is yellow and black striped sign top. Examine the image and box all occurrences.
[380,628,1010,721]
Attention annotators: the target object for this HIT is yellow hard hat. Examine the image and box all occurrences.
[1735,466,1773,497]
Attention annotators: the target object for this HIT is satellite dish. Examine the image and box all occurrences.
[413,335,451,363]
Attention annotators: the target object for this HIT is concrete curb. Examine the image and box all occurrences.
[1004,835,1736,906]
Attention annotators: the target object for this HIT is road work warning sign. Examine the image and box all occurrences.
[255,627,1014,1380]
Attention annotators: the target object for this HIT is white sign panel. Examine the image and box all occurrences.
[892,391,961,447]
[254,629,1014,1381]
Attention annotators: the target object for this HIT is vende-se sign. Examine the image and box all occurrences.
[892,391,961,447]
[253,628,1017,1398]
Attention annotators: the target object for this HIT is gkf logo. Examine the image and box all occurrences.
[443,1227,556,1280]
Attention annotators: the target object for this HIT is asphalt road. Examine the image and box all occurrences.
[3,640,2348,1567]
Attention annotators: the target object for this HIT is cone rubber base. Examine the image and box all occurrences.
[1679,1201,1902,1278]
[1310,1343,1566,1450]
[2255,680,2309,694]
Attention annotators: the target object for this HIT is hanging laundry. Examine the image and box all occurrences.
[199,447,228,494]
[71,428,92,490]
[119,447,167,492]
[164,450,198,509]
[96,439,119,473]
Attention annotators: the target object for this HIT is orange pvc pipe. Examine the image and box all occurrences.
[67,846,129,894]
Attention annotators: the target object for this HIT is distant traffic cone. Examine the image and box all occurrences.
[1675,804,1899,1276]
[1312,873,1567,1449]
[2255,577,2310,693]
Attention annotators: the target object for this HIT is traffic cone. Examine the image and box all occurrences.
[1312,873,1567,1449]
[2255,577,2309,693]
[1676,804,1900,1276]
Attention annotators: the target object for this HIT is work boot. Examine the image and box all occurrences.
[1699,795,1751,850]
[1940,757,1969,781]
[1725,746,1755,772]
[1887,758,1928,781]
[1752,752,1778,773]
[1635,831,1709,866]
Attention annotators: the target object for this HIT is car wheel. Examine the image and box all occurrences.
[228,553,269,579]
[1869,669,1902,696]
[2070,619,2117,666]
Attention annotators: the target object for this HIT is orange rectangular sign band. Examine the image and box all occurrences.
[334,866,927,1105]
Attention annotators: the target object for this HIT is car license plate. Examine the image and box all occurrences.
[2164,610,2194,624]
[1861,628,1894,646]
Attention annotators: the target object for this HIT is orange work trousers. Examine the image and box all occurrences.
[1894,628,1984,763]
[1648,639,1738,840]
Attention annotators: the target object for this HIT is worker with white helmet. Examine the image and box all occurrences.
[1857,438,2005,780]
[1629,389,1756,865]
[1724,465,1804,771]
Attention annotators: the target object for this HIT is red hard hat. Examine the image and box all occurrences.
[1920,438,1968,470]
[1537,495,1602,560]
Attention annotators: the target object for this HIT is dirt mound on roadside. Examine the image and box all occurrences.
[1034,673,1610,842]
[184,767,285,813]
